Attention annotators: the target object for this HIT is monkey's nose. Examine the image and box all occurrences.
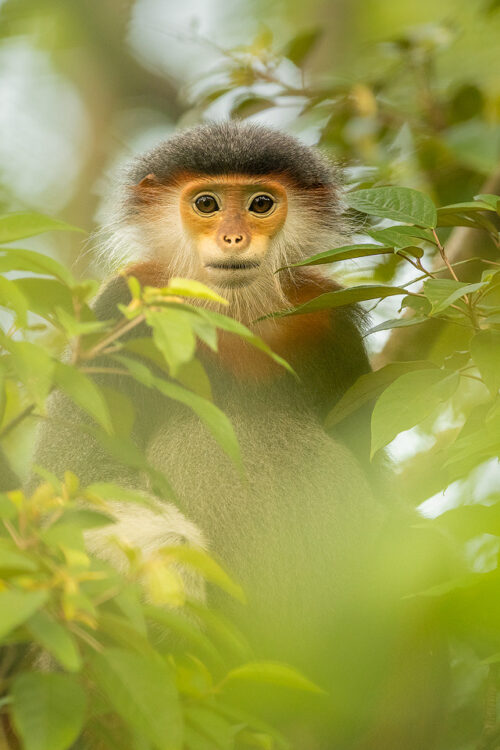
[223,234,244,245]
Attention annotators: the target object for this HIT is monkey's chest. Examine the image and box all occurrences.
[146,399,376,576]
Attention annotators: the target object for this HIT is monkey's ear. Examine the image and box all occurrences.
[131,173,163,205]
[136,173,160,187]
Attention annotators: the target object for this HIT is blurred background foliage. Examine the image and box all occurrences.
[0,0,499,260]
[1,1,500,749]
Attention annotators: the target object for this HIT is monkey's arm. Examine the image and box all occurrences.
[28,277,207,568]
[29,275,139,489]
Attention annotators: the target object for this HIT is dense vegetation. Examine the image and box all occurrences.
[0,2,499,749]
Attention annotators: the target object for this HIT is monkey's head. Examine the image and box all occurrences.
[106,122,344,316]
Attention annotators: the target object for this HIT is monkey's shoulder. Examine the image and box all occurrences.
[92,264,369,396]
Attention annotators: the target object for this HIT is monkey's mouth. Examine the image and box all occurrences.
[205,260,261,271]
[205,259,261,288]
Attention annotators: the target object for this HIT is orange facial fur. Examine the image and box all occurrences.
[123,171,343,381]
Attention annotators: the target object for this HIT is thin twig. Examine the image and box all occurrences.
[82,313,146,361]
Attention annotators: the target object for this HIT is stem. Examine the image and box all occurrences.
[432,228,480,326]
[432,229,460,282]
[70,296,82,366]
[82,313,145,361]
[2,520,25,549]
[68,624,104,653]
[403,258,486,288]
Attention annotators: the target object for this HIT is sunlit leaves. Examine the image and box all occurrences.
[325,361,437,428]
[0,213,84,244]
[0,276,29,325]
[470,330,500,395]
[371,368,460,456]
[54,362,113,433]
[0,247,76,286]
[26,611,82,672]
[366,225,436,247]
[345,187,437,228]
[222,662,323,694]
[145,309,197,378]
[113,354,242,469]
[423,279,485,315]
[0,590,49,640]
[283,28,322,65]
[161,546,245,603]
[278,244,395,269]
[88,648,183,750]
[266,284,409,318]
[147,277,228,306]
[6,341,55,409]
[11,673,87,750]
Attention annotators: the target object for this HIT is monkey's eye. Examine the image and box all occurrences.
[194,195,219,214]
[249,195,275,215]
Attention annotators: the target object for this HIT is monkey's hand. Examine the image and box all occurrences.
[85,493,208,605]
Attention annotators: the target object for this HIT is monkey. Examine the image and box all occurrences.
[26,122,447,749]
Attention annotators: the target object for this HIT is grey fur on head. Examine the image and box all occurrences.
[126,121,340,191]
[94,121,348,284]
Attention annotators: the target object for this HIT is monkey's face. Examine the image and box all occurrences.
[178,176,288,288]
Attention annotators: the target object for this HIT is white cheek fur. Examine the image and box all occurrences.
[92,186,346,322]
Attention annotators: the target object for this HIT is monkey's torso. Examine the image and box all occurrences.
[30,269,445,750]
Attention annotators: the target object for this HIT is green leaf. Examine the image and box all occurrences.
[437,201,498,214]
[161,546,245,602]
[428,501,500,540]
[423,278,485,315]
[144,606,223,668]
[7,341,55,409]
[145,309,197,377]
[85,483,159,510]
[55,307,107,338]
[186,602,251,662]
[15,277,75,318]
[471,330,500,395]
[0,539,38,575]
[114,356,242,469]
[149,277,228,305]
[11,673,86,750]
[0,276,29,326]
[265,285,409,318]
[283,28,322,65]
[371,369,460,456]
[185,706,236,750]
[232,96,275,119]
[196,309,293,373]
[278,244,394,269]
[436,213,479,228]
[223,662,323,694]
[0,248,75,286]
[366,225,436,247]
[26,611,82,672]
[0,213,84,243]
[175,358,212,400]
[54,362,113,433]
[365,316,428,335]
[325,361,437,428]
[88,648,183,750]
[474,193,500,212]
[345,187,437,228]
[0,590,49,640]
